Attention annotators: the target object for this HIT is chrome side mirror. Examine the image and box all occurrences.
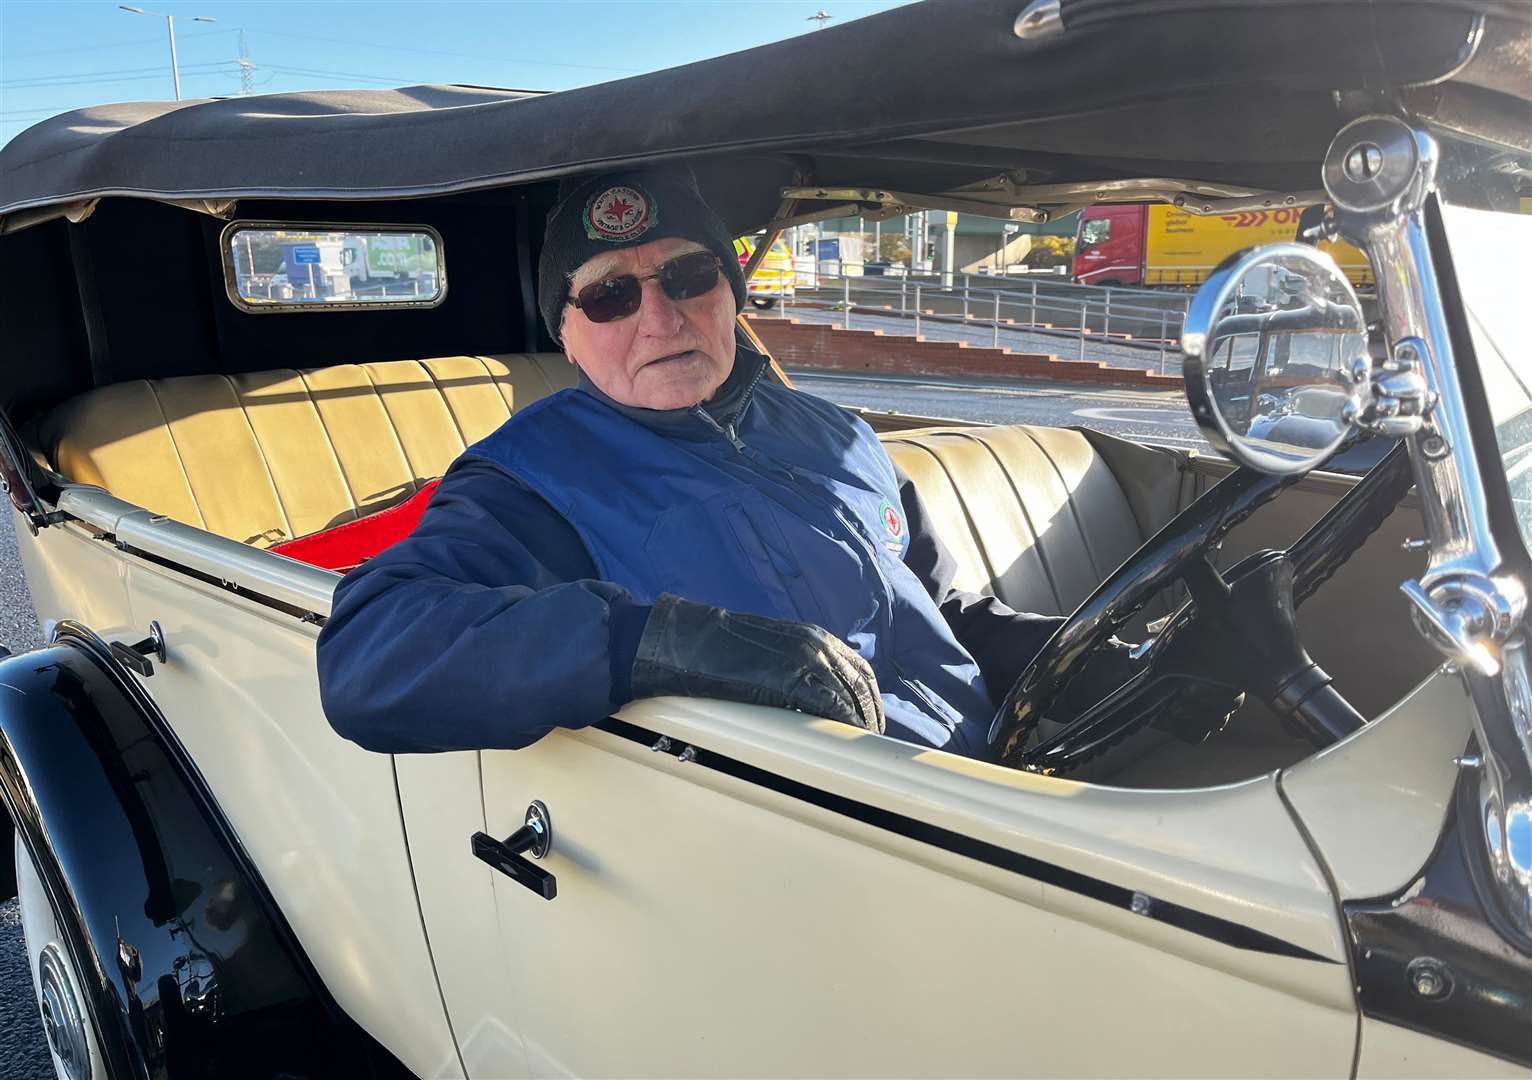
[1182,243,1372,475]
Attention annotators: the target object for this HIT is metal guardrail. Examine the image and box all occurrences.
[770,271,1194,372]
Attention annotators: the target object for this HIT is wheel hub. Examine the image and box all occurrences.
[37,943,93,1080]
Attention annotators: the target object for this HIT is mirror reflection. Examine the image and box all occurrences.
[224,225,443,310]
[1195,247,1366,471]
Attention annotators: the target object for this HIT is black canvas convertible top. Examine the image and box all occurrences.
[2,0,1527,235]
[0,0,1527,425]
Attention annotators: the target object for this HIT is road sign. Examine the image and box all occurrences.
[292,245,321,265]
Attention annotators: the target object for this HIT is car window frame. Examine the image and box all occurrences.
[219,219,448,315]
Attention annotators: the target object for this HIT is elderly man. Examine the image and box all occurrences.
[317,169,1077,759]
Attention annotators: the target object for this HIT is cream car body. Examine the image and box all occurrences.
[0,2,1528,1078]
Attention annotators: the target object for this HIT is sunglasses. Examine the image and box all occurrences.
[567,250,722,324]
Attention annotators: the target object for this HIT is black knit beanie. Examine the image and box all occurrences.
[538,167,746,343]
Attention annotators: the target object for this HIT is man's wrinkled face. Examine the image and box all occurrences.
[561,236,737,410]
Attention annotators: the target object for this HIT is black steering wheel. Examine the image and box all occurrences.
[988,441,1414,773]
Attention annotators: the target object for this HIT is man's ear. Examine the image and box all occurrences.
[557,310,575,362]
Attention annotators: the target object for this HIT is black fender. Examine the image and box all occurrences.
[0,622,415,1079]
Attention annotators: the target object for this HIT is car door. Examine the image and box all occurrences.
[468,696,1356,1078]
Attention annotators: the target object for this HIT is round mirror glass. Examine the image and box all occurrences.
[1182,242,1367,475]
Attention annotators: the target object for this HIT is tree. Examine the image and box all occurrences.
[1023,235,1075,268]
[877,234,911,263]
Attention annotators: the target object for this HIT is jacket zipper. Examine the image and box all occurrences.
[692,357,768,452]
[695,409,746,451]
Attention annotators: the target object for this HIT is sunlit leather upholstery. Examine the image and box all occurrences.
[36,360,1187,610]
[35,354,577,546]
[881,426,1185,616]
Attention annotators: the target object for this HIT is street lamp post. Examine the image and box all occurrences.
[1001,222,1020,277]
[119,6,216,101]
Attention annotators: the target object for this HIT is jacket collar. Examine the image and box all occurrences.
[575,347,769,441]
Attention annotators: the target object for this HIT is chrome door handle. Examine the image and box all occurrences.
[471,800,556,901]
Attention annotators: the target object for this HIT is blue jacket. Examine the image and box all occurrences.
[317,351,1060,757]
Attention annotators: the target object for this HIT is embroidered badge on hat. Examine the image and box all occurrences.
[877,497,906,553]
[584,184,657,242]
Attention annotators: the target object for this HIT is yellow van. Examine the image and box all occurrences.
[733,234,796,308]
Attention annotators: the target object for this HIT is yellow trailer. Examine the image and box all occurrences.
[1144,205,1372,286]
[1073,203,1372,288]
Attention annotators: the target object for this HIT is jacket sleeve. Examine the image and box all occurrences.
[894,464,1063,700]
[316,456,651,753]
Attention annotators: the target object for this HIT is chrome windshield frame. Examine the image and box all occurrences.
[1325,114,1532,942]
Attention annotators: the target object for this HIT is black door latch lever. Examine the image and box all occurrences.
[471,800,556,901]
[110,621,166,677]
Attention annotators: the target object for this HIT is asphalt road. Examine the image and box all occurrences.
[0,896,49,1079]
[788,367,1209,452]
[0,371,1206,1077]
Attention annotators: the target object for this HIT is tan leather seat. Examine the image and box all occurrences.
[38,359,1186,610]
[882,426,1186,616]
[35,354,576,547]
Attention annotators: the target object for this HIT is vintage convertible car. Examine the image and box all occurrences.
[1,1,1529,1077]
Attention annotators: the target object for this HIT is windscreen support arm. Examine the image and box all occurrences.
[772,176,1323,229]
[1326,113,1532,944]
[742,197,796,283]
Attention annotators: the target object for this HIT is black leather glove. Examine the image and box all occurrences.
[631,594,885,734]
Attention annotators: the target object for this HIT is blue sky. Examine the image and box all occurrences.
[1,1,911,145]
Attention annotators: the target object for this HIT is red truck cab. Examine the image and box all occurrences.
[1070,205,1145,286]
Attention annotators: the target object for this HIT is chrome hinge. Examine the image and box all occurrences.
[1344,338,1438,438]
[1401,574,1524,676]
[1014,0,1063,41]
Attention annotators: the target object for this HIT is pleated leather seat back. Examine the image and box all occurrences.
[881,425,1186,616]
[35,354,577,547]
[36,359,1186,611]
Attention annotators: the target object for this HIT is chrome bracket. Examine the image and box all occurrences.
[1013,0,1062,41]
[1489,646,1532,912]
[778,186,1048,223]
[954,175,1321,217]
[1323,115,1437,221]
[776,174,1320,229]
[762,199,923,234]
[1401,573,1524,677]
[1324,116,1508,615]
[1343,337,1438,438]
[1326,113,1532,940]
